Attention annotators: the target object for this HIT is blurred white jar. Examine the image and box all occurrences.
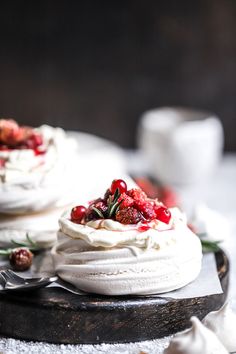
[138,107,224,186]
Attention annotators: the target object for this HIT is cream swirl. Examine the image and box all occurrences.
[52,207,202,295]
[0,125,77,214]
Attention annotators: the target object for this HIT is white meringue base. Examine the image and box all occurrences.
[52,228,202,295]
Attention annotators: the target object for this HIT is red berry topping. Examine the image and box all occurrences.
[9,248,33,271]
[138,201,156,221]
[154,206,171,224]
[127,188,147,207]
[71,205,87,223]
[115,207,143,224]
[110,179,127,194]
[0,119,44,151]
[118,193,134,209]
[85,199,108,222]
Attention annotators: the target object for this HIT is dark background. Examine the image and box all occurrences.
[0,0,236,150]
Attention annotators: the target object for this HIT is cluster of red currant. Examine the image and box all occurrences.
[70,179,171,225]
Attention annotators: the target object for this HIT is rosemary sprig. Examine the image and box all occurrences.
[0,234,42,256]
[92,206,104,219]
[196,232,222,253]
[107,188,123,218]
[200,239,221,253]
[0,248,13,256]
[92,188,123,219]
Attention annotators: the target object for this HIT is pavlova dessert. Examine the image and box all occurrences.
[0,119,77,214]
[52,179,202,295]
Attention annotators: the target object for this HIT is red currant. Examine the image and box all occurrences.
[110,179,127,194]
[154,206,171,224]
[71,205,87,223]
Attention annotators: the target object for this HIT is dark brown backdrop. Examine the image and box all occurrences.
[0,0,236,150]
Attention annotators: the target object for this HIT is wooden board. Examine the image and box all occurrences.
[0,250,229,344]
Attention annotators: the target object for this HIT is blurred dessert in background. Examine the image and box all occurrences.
[0,119,127,248]
[0,119,77,214]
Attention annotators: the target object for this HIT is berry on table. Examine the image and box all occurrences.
[71,205,87,223]
[110,179,127,194]
[154,206,171,224]
[9,248,33,271]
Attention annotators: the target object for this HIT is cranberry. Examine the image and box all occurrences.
[71,205,87,223]
[154,206,171,224]
[137,201,156,221]
[85,200,108,222]
[110,179,127,194]
[9,248,33,271]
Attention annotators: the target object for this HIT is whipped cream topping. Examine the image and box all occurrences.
[58,207,187,249]
[164,317,229,354]
[0,125,78,214]
[203,302,236,353]
[52,207,202,295]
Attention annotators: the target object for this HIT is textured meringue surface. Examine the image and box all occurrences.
[203,302,236,353]
[164,317,229,354]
